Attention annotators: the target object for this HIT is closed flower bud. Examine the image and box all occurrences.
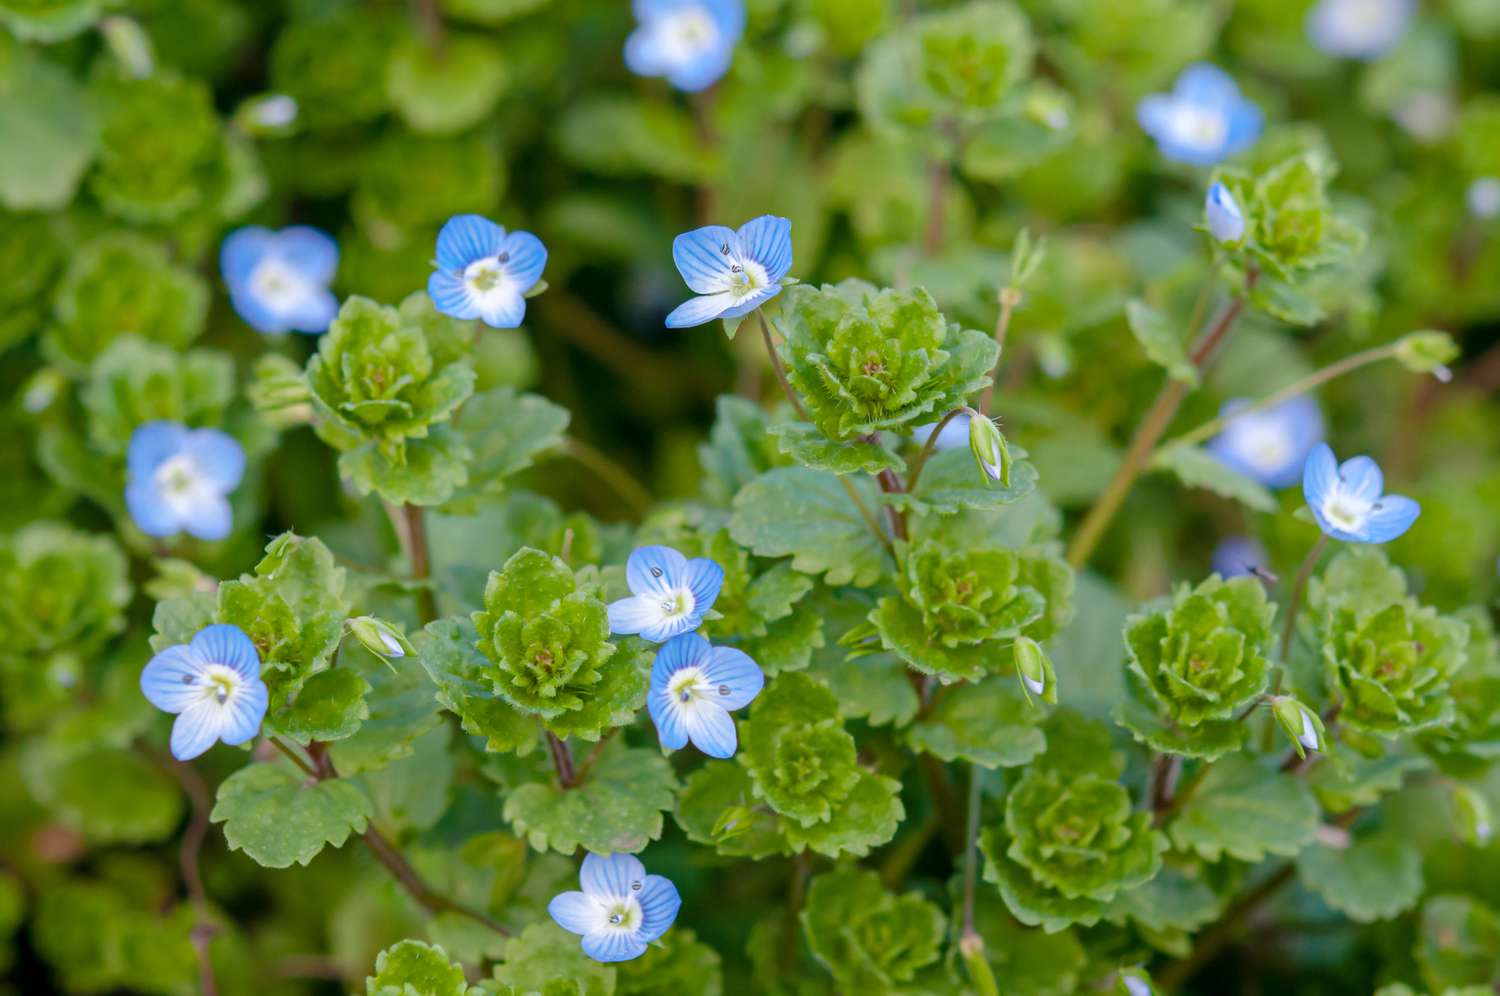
[712,804,755,842]
[1394,330,1458,383]
[1453,784,1492,847]
[1116,969,1156,996]
[349,616,412,659]
[968,411,1012,486]
[1271,696,1325,758]
[1205,182,1246,244]
[1014,636,1056,705]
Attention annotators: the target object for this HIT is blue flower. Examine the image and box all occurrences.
[1205,182,1246,244]
[140,624,269,761]
[648,632,763,758]
[548,852,682,963]
[1303,443,1420,544]
[607,545,724,642]
[625,0,744,93]
[912,413,970,451]
[1207,395,1324,489]
[1137,64,1262,167]
[1306,0,1413,60]
[427,214,548,329]
[126,421,245,542]
[665,215,793,328]
[1211,536,1270,579]
[220,226,339,335]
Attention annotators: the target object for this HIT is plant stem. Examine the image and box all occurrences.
[1155,761,1210,824]
[1066,273,1257,569]
[155,754,218,996]
[410,0,446,50]
[960,764,984,942]
[875,468,909,541]
[557,437,653,519]
[269,737,318,778]
[923,157,950,254]
[1157,863,1296,992]
[1148,753,1183,824]
[1279,535,1329,665]
[545,730,578,788]
[978,288,1020,416]
[400,504,439,625]
[905,407,968,495]
[1158,344,1401,457]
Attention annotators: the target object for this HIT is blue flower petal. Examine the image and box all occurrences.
[1175,63,1241,104]
[1337,455,1384,503]
[665,292,736,328]
[180,493,233,542]
[581,852,646,899]
[428,270,480,321]
[672,225,740,294]
[635,874,682,942]
[548,891,600,936]
[651,632,711,685]
[648,688,690,750]
[1358,494,1420,544]
[684,703,737,758]
[498,230,548,291]
[190,624,261,681]
[127,421,189,480]
[609,595,659,637]
[700,646,763,710]
[476,290,527,329]
[275,226,339,285]
[627,545,690,597]
[170,701,224,761]
[581,930,647,963]
[717,284,780,320]
[638,615,697,643]
[126,479,179,538]
[1302,443,1338,512]
[1224,101,1264,157]
[184,429,246,493]
[219,679,268,745]
[682,557,724,614]
[736,215,793,283]
[280,286,340,335]
[140,645,208,714]
[666,44,736,93]
[435,214,505,272]
[220,227,275,286]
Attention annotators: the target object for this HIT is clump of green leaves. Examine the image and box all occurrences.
[800,867,946,990]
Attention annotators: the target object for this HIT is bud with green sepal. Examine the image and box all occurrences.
[967,408,1012,486]
[1394,330,1458,384]
[1014,635,1056,705]
[348,616,413,660]
[1452,784,1492,847]
[1271,696,1326,759]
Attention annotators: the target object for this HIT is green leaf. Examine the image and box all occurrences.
[781,769,904,859]
[767,422,905,475]
[210,762,373,869]
[800,867,946,990]
[1106,864,1224,936]
[503,744,678,855]
[417,618,539,755]
[963,878,1086,995]
[555,94,718,183]
[1296,833,1424,923]
[1113,697,1247,761]
[730,467,890,587]
[21,743,183,845]
[272,667,371,746]
[1125,300,1198,386]
[1151,447,1277,514]
[366,939,468,996]
[880,447,1039,516]
[0,43,96,209]
[360,725,455,835]
[1305,746,1428,814]
[674,762,790,860]
[907,680,1045,768]
[386,34,508,135]
[615,928,723,996]
[1416,895,1500,992]
[1168,756,1320,862]
[340,427,474,507]
[810,653,919,727]
[482,922,615,996]
[698,395,792,505]
[446,388,570,510]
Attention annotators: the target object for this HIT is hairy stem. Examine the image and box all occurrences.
[400,504,439,625]
[905,407,969,495]
[557,436,654,518]
[1279,534,1330,665]
[960,764,984,941]
[978,287,1020,416]
[1148,753,1183,824]
[545,730,578,789]
[1066,272,1257,569]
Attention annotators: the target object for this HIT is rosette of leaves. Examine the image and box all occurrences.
[799,867,946,992]
[43,233,209,368]
[982,768,1166,932]
[1419,610,1500,777]
[86,69,230,224]
[472,547,646,740]
[860,539,1073,681]
[1117,575,1275,758]
[678,672,901,859]
[305,292,477,502]
[269,9,399,129]
[778,280,997,440]
[1323,600,1468,739]
[0,210,66,351]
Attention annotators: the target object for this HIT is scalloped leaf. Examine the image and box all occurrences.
[1296,833,1423,923]
[730,467,891,587]
[907,679,1045,768]
[503,744,677,854]
[1168,756,1320,862]
[768,422,905,475]
[210,762,372,869]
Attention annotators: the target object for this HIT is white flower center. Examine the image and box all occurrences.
[1322,492,1371,532]
[153,453,215,518]
[595,895,643,934]
[726,258,770,301]
[667,665,712,706]
[249,255,319,316]
[658,6,720,63]
[656,587,696,623]
[1168,103,1228,152]
[182,663,245,709]
[1239,422,1293,475]
[464,256,511,295]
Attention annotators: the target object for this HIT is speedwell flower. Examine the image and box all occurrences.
[608,545,724,642]
[1303,443,1420,543]
[624,0,745,93]
[426,214,547,329]
[140,624,269,761]
[1205,182,1246,243]
[1137,64,1262,167]
[125,421,245,542]
[1211,536,1270,580]
[665,215,793,328]
[912,413,969,451]
[1208,395,1324,489]
[220,226,339,334]
[548,852,682,963]
[648,632,763,758]
[1306,0,1413,60]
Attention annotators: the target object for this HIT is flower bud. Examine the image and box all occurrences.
[1453,784,1492,847]
[968,412,1012,486]
[1205,182,1246,244]
[1014,636,1056,705]
[712,804,755,842]
[1271,696,1325,758]
[1115,969,1156,996]
[348,616,412,659]
[1394,330,1458,383]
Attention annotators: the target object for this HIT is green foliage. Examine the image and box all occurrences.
[0,40,95,208]
[367,939,470,996]
[503,743,677,854]
[210,760,373,868]
[800,867,946,990]
[730,467,890,587]
[1167,756,1319,862]
[1296,832,1424,923]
